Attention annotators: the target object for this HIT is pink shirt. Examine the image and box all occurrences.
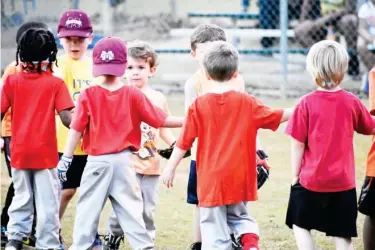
[285,90,375,192]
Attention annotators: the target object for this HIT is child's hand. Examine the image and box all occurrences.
[292,176,299,186]
[162,166,176,188]
[0,138,4,151]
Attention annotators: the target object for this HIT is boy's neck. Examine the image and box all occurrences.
[210,81,235,94]
[99,78,124,91]
[317,85,342,92]
[138,83,150,92]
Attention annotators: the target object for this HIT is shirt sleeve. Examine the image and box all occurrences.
[252,96,283,131]
[355,99,375,135]
[358,4,368,19]
[1,77,12,114]
[176,104,198,150]
[55,79,74,112]
[70,90,89,133]
[184,78,198,114]
[369,69,375,115]
[285,100,308,144]
[133,87,167,128]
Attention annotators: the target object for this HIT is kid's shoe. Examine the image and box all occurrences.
[92,233,103,250]
[103,234,124,250]
[190,242,202,250]
[22,235,36,247]
[5,239,23,250]
[230,234,242,250]
[1,226,8,247]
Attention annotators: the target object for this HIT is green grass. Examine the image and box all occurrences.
[1,96,371,250]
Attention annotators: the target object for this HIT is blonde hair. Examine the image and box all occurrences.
[306,40,349,89]
[127,40,158,68]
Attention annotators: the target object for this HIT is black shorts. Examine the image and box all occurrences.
[286,183,358,238]
[58,153,87,190]
[3,136,11,177]
[358,176,375,217]
[187,160,198,205]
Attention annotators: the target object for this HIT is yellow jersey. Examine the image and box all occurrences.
[55,55,93,155]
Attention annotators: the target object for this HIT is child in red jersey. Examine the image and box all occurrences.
[285,40,375,250]
[1,28,74,250]
[162,41,293,250]
[57,37,184,250]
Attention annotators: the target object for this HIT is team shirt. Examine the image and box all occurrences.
[285,90,375,192]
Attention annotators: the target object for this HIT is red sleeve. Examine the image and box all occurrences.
[355,99,375,135]
[55,79,74,112]
[132,87,167,128]
[176,104,197,150]
[70,90,89,133]
[285,99,308,143]
[1,77,12,114]
[252,97,283,130]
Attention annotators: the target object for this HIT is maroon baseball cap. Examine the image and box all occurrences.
[92,37,127,77]
[57,9,93,38]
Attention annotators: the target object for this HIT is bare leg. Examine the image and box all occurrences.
[334,237,354,250]
[59,188,77,219]
[293,225,316,250]
[363,215,375,250]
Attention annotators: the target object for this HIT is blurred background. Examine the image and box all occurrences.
[1,0,374,98]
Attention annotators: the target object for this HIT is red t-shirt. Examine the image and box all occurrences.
[1,72,74,169]
[71,85,167,155]
[285,90,375,192]
[177,91,283,207]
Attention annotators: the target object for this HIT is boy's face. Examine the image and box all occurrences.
[191,42,216,68]
[60,35,93,60]
[125,57,156,88]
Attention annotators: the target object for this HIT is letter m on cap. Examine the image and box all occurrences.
[100,51,115,61]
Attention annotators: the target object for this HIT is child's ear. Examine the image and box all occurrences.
[190,50,196,58]
[231,71,239,79]
[204,70,212,80]
[149,66,157,78]
[87,33,94,45]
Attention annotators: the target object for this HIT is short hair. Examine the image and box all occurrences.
[190,24,226,51]
[127,40,158,68]
[203,41,239,82]
[306,40,349,89]
[16,21,49,43]
[16,28,58,73]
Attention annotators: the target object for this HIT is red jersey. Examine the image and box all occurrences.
[1,72,74,169]
[70,85,167,155]
[177,91,283,207]
[285,90,375,192]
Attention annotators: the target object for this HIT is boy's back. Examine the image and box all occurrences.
[286,89,375,192]
[1,72,73,169]
[177,91,282,207]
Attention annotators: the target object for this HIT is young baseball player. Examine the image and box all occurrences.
[55,9,102,249]
[0,21,49,248]
[360,67,375,250]
[1,28,74,250]
[285,40,375,250]
[57,37,184,250]
[102,40,177,250]
[162,41,293,250]
[184,23,265,250]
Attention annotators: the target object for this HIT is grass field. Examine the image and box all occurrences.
[0,96,371,250]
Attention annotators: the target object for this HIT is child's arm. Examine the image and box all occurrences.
[58,110,72,128]
[159,97,176,146]
[358,18,374,44]
[291,138,305,185]
[162,146,188,188]
[62,129,82,158]
[280,108,295,123]
[161,116,185,128]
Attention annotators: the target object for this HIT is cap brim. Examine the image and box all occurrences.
[57,29,92,38]
[93,63,126,77]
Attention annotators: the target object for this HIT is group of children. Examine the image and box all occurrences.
[0,7,374,250]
